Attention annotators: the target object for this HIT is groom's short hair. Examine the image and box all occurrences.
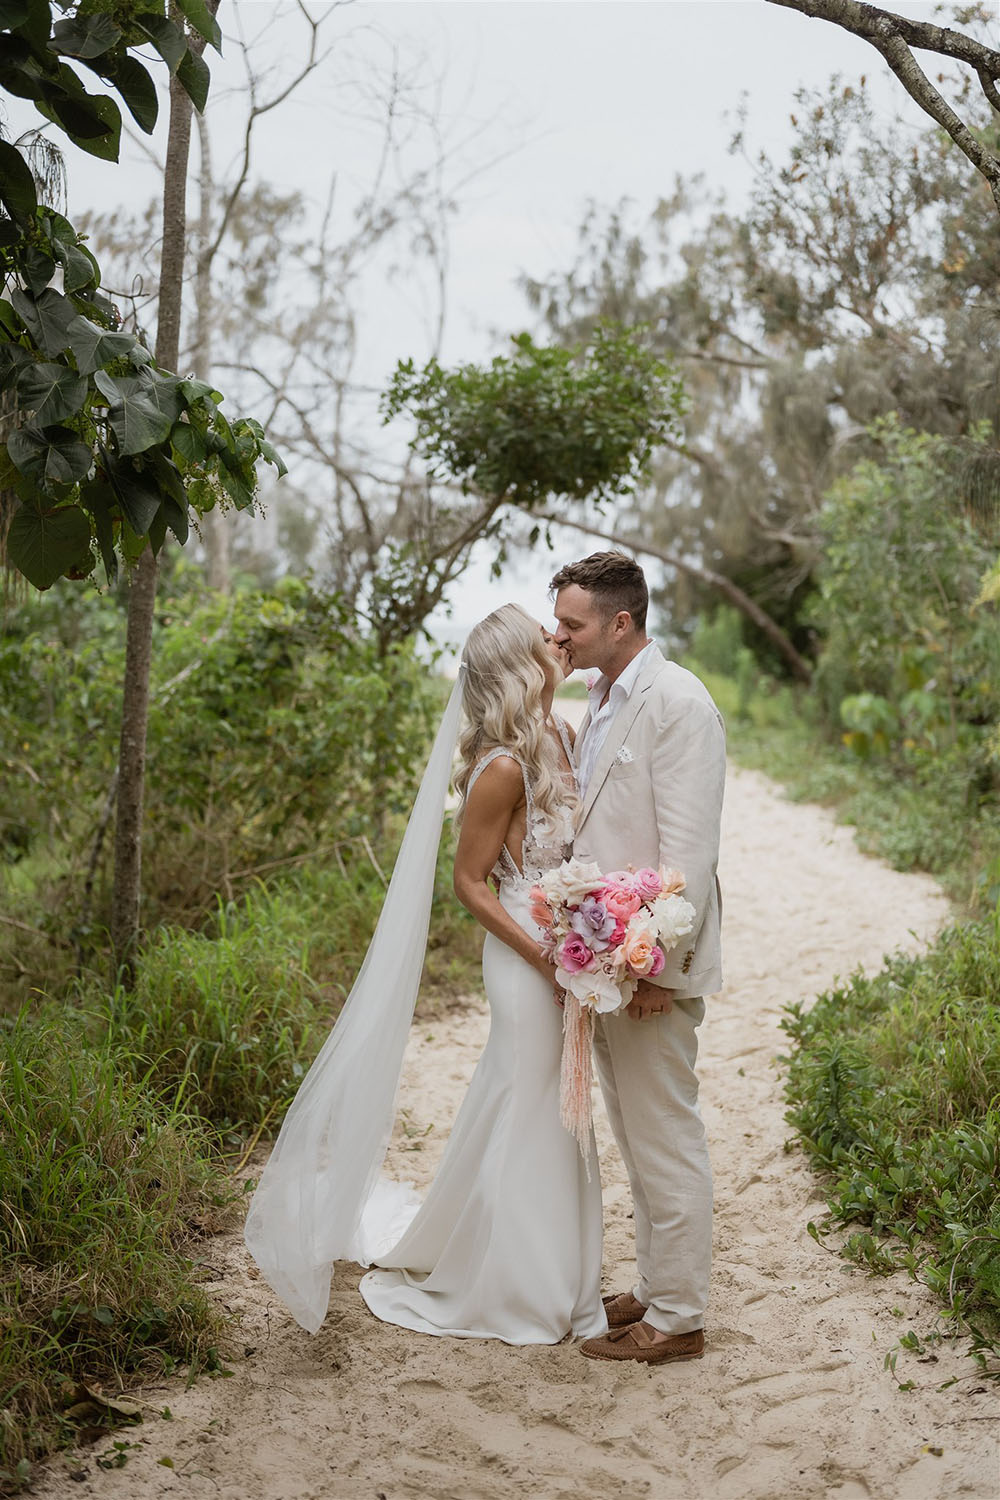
[550,551,648,631]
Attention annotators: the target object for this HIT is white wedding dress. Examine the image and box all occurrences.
[359,731,607,1344]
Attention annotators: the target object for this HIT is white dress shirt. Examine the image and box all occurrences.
[575,640,657,797]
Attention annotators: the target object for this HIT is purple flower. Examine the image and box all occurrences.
[570,895,619,953]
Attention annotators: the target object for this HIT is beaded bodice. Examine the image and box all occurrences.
[467,717,576,888]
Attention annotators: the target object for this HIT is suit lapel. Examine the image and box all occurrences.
[574,646,667,836]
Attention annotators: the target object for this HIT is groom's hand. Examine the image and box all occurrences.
[626,980,676,1021]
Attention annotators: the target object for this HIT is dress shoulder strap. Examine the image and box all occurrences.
[467,747,531,805]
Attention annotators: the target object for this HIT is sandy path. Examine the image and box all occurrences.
[36,765,999,1500]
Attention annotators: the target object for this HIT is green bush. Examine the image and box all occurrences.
[0,578,443,1004]
[781,917,1000,1359]
[0,1009,232,1484]
[809,418,999,773]
[101,835,481,1135]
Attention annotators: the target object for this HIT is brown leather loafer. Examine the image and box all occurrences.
[601,1290,648,1328]
[581,1323,705,1363]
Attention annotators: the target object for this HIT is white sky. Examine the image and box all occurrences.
[7,0,958,645]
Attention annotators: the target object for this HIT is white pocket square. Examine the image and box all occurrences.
[614,746,634,765]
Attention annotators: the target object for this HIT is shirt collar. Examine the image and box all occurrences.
[587,639,655,712]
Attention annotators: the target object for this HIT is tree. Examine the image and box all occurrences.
[1,0,285,980]
[79,5,500,606]
[376,325,686,649]
[522,76,999,665]
[0,0,284,591]
[764,1,1000,213]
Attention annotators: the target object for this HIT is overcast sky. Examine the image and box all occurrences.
[9,0,953,643]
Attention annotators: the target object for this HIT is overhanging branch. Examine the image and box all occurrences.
[765,0,1000,214]
[541,511,814,683]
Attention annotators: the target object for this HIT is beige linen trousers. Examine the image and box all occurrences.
[573,645,726,1335]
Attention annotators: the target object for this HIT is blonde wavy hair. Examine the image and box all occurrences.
[454,603,569,822]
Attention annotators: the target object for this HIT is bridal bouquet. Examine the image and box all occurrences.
[528,858,696,1165]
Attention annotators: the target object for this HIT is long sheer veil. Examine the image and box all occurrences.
[244,669,466,1334]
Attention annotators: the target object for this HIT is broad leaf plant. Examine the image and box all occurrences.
[0,0,285,590]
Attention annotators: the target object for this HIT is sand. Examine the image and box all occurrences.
[34,763,999,1500]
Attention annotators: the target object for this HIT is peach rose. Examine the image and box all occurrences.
[621,922,657,976]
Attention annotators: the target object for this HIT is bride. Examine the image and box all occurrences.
[245,603,606,1344]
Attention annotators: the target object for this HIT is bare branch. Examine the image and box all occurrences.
[542,511,814,683]
[765,0,1000,212]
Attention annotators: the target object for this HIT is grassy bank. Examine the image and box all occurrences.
[0,835,480,1488]
[0,1009,233,1487]
[781,915,1000,1366]
[693,659,1000,1362]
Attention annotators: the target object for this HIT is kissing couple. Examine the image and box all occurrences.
[246,550,726,1365]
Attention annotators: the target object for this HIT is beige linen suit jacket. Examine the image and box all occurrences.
[572,645,726,998]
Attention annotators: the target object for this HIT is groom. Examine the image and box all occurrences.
[551,551,725,1365]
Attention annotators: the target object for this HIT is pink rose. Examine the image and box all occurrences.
[607,919,626,949]
[602,884,642,922]
[634,867,663,900]
[648,944,666,977]
[556,933,597,973]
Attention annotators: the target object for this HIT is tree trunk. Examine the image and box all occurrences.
[110,23,208,984]
[543,511,814,684]
[194,109,230,592]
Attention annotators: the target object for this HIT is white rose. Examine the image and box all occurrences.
[544,856,606,906]
[648,893,696,949]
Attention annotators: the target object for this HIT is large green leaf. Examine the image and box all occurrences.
[133,12,187,73]
[36,73,122,160]
[7,423,93,485]
[170,419,207,464]
[106,54,158,133]
[49,14,122,59]
[175,0,222,51]
[175,45,209,113]
[179,375,220,405]
[0,140,37,226]
[53,237,98,293]
[79,478,119,584]
[218,459,255,512]
[15,360,88,425]
[106,456,162,536]
[66,314,137,374]
[23,244,55,295]
[94,370,175,454]
[0,0,31,27]
[159,490,189,544]
[6,501,93,589]
[10,286,77,355]
[0,339,32,386]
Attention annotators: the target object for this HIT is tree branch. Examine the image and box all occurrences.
[765,0,1000,213]
[542,511,814,683]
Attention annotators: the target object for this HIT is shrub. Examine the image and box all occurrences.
[781,917,1000,1359]
[101,834,481,1135]
[0,1009,232,1484]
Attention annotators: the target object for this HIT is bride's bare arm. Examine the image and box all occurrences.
[453,757,553,979]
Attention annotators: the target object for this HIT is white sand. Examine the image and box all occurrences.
[35,764,999,1500]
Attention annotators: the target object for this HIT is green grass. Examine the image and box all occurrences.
[0,1008,235,1487]
[97,839,482,1140]
[780,915,1000,1364]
